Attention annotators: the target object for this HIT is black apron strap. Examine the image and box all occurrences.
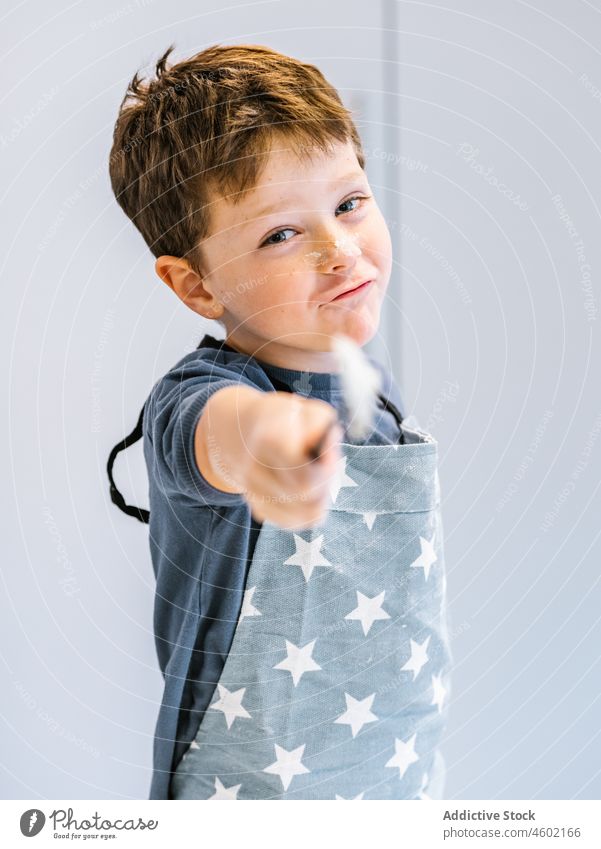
[106,402,150,524]
[107,337,403,522]
[265,373,294,393]
[261,363,404,443]
[106,335,218,524]
[376,393,405,443]
[272,374,404,444]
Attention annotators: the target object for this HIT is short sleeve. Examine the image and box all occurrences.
[144,354,274,507]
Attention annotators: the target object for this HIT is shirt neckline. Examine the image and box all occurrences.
[200,333,343,393]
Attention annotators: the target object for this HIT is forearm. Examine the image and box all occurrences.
[194,384,263,494]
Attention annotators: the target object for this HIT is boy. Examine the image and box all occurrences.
[108,43,451,800]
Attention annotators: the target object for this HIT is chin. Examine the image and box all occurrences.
[335,310,380,346]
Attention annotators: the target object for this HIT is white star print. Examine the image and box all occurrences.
[335,792,365,799]
[239,586,261,620]
[409,535,437,581]
[209,684,251,729]
[345,590,391,635]
[362,510,378,531]
[263,743,310,790]
[273,639,322,686]
[431,673,447,714]
[401,635,431,680]
[283,533,333,582]
[385,733,420,780]
[334,693,378,737]
[209,776,242,799]
[329,455,358,503]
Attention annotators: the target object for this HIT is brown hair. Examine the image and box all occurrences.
[108,42,365,281]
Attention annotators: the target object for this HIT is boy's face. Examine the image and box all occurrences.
[158,138,392,372]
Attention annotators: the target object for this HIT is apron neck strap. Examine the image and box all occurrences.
[107,336,405,523]
[199,336,405,439]
[106,403,150,524]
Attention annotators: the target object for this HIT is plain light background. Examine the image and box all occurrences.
[1,0,600,800]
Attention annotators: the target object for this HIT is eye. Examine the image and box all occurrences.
[260,228,297,247]
[258,195,372,248]
[336,194,371,215]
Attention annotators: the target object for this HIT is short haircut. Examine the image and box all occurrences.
[108,43,365,280]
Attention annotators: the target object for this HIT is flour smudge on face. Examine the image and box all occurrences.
[302,234,362,266]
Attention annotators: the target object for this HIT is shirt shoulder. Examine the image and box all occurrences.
[146,343,276,406]
[143,342,277,508]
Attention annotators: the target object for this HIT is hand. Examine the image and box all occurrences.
[240,392,343,530]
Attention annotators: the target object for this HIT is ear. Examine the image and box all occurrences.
[154,256,224,320]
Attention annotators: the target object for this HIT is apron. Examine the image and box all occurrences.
[169,394,452,800]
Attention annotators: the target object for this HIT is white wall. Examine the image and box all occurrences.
[1,0,599,801]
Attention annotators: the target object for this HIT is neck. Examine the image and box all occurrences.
[224,333,342,373]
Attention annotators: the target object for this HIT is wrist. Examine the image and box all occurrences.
[202,384,262,492]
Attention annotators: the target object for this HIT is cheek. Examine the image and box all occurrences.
[256,260,305,305]
[368,212,392,255]
[229,262,301,323]
[221,255,275,312]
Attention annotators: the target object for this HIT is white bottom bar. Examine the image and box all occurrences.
[1,800,600,848]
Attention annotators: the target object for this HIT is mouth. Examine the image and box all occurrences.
[328,279,375,302]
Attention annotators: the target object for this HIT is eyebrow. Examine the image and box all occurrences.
[243,171,367,224]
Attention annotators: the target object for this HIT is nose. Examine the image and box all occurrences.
[303,230,362,274]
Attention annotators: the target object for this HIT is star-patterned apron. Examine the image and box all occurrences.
[170,394,452,800]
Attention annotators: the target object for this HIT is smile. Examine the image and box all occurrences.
[329,279,374,302]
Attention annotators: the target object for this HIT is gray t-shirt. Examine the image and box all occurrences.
[142,333,406,787]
